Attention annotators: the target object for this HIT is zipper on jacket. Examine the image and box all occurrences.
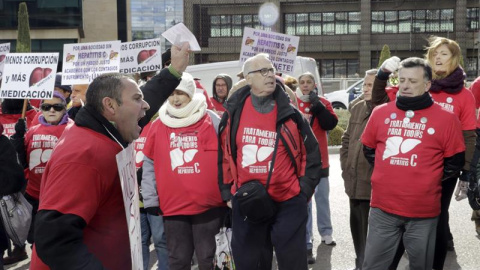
[282,124,297,150]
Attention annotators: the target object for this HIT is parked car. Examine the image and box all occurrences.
[323,79,364,109]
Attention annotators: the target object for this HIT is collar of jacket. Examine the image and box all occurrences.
[75,104,129,148]
[225,82,295,124]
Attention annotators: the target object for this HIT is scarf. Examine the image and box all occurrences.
[429,67,465,94]
[396,92,434,111]
[38,113,69,126]
[295,88,310,102]
[159,93,207,128]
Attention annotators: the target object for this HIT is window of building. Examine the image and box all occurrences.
[319,59,359,78]
[372,9,453,33]
[284,11,361,36]
[0,0,82,28]
[467,8,479,31]
[209,14,268,37]
[466,57,478,79]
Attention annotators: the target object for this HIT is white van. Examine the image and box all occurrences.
[186,56,322,96]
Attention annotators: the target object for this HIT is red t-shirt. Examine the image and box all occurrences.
[430,88,476,131]
[361,101,465,218]
[469,77,480,127]
[297,96,336,169]
[0,109,37,137]
[134,122,152,170]
[25,120,74,199]
[210,98,226,116]
[30,125,130,270]
[235,97,299,202]
[143,115,225,216]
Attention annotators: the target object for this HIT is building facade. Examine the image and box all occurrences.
[184,0,480,80]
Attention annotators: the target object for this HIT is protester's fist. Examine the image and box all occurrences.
[455,180,468,201]
[380,56,401,74]
[308,91,320,106]
[14,118,26,137]
[170,42,190,74]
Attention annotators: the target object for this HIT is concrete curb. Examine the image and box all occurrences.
[328,145,341,154]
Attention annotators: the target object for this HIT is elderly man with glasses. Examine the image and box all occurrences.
[218,53,322,270]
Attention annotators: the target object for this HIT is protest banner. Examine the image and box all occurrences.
[0,43,11,79]
[0,52,59,100]
[239,27,300,75]
[62,40,121,85]
[120,38,162,74]
[116,144,143,270]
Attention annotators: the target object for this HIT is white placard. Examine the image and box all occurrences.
[161,23,201,51]
[239,27,300,75]
[62,40,121,85]
[116,144,143,270]
[0,43,11,79]
[0,53,59,100]
[120,38,162,74]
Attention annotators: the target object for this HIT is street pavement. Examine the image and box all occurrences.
[6,151,480,269]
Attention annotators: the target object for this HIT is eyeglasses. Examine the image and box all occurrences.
[248,68,275,77]
[41,103,65,112]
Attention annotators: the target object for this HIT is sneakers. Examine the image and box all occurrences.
[3,245,28,265]
[321,235,336,246]
[307,249,316,264]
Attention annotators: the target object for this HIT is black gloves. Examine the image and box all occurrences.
[308,92,320,106]
[14,118,27,137]
[145,207,163,216]
[308,92,325,115]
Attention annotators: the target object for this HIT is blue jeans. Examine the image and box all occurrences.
[140,211,169,270]
[307,177,333,246]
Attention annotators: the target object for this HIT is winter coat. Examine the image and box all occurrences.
[340,100,373,200]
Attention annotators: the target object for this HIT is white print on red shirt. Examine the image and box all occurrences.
[434,98,454,112]
[29,134,59,173]
[383,118,427,167]
[169,132,199,174]
[240,127,276,173]
[134,136,146,166]
[2,123,15,137]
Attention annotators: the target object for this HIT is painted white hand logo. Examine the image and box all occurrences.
[382,136,421,160]
[241,144,274,168]
[170,148,198,170]
[29,149,53,170]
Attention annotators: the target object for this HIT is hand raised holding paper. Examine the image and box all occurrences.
[171,42,190,74]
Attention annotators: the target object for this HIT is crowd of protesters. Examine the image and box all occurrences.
[0,34,480,270]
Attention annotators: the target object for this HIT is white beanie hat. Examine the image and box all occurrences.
[176,72,196,98]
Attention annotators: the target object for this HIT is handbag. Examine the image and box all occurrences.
[213,227,235,270]
[233,131,279,224]
[0,192,33,246]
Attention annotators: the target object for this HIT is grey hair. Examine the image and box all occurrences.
[365,69,378,76]
[86,73,133,113]
[298,72,315,83]
[243,53,270,78]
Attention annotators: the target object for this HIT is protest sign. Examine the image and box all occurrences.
[120,38,162,74]
[239,27,299,75]
[0,43,11,79]
[116,144,143,270]
[0,53,59,100]
[62,40,121,85]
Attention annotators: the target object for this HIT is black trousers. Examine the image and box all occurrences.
[389,177,457,270]
[231,193,308,270]
[349,199,370,269]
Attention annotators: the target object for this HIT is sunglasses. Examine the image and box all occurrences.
[248,67,276,77]
[41,103,65,112]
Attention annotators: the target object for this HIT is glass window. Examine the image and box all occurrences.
[296,13,308,35]
[347,59,359,78]
[310,13,322,35]
[335,60,347,78]
[426,10,440,32]
[335,12,347,34]
[321,59,334,78]
[210,15,220,37]
[467,8,479,31]
[220,15,231,37]
[385,11,397,33]
[349,12,361,34]
[323,12,335,35]
[413,10,425,32]
[285,13,295,35]
[441,9,454,32]
[232,15,242,37]
[372,11,384,33]
[466,57,478,79]
[398,10,412,33]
